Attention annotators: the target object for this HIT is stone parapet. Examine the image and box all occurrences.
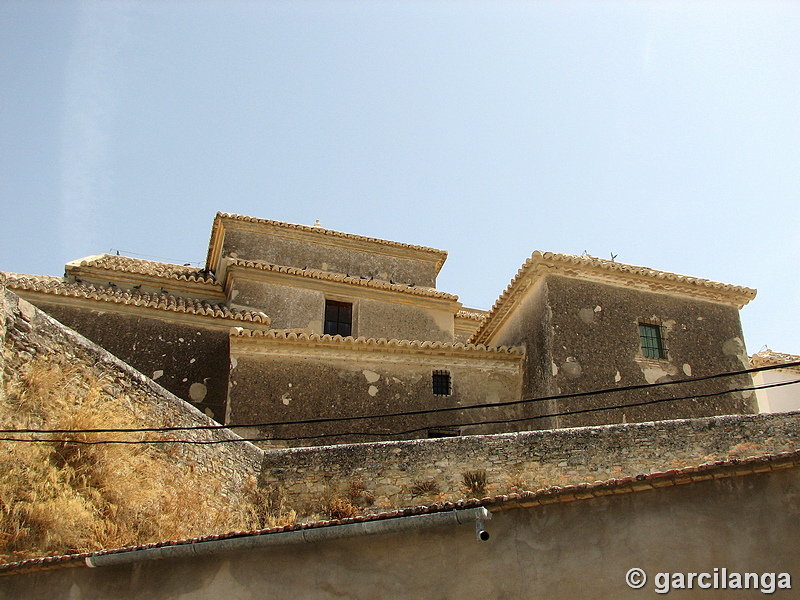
[260,410,800,512]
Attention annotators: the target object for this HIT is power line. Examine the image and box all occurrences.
[2,360,798,436]
[1,378,797,445]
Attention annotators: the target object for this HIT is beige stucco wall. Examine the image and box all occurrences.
[4,465,798,599]
[227,336,523,446]
[228,274,456,342]
[219,226,441,287]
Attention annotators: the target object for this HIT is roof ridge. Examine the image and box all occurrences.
[750,349,800,370]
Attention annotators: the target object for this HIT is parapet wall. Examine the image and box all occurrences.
[0,282,263,501]
[261,409,800,511]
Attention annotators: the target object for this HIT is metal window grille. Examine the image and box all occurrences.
[324,300,352,337]
[432,370,452,396]
[639,323,666,359]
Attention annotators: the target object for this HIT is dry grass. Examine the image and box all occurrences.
[0,358,277,564]
[462,469,488,498]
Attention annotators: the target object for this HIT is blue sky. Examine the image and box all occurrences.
[1,0,798,354]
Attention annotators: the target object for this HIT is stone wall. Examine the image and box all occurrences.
[489,274,756,429]
[0,284,263,501]
[218,222,442,287]
[260,410,800,511]
[24,300,234,422]
[229,331,524,446]
[6,465,799,599]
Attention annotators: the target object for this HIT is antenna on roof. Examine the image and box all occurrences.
[610,252,618,262]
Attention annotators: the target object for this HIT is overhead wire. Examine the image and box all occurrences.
[1,376,798,445]
[2,360,798,436]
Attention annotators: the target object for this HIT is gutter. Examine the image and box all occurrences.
[86,507,491,568]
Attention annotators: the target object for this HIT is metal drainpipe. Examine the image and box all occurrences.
[86,507,492,568]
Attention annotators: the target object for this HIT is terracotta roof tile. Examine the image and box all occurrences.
[229,328,524,357]
[471,251,757,344]
[455,309,488,322]
[67,254,218,285]
[227,258,459,301]
[750,349,800,372]
[213,212,448,260]
[3,273,269,325]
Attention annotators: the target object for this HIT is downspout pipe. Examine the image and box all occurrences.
[86,507,492,568]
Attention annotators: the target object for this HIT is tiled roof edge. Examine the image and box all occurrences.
[216,212,448,258]
[750,350,800,371]
[3,449,798,576]
[68,254,219,286]
[471,251,757,344]
[456,309,488,322]
[3,274,269,325]
[230,328,523,356]
[227,258,459,301]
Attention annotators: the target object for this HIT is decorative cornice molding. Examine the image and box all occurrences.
[4,273,270,327]
[226,258,460,302]
[230,328,524,361]
[455,309,488,322]
[205,212,448,275]
[471,251,757,345]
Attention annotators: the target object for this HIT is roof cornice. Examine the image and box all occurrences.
[230,328,524,362]
[4,274,270,329]
[65,255,224,300]
[205,212,448,275]
[471,251,757,345]
[225,259,460,304]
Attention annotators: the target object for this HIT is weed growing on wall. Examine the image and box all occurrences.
[462,470,488,498]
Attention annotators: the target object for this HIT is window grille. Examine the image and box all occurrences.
[432,370,452,396]
[324,300,352,337]
[639,323,666,359]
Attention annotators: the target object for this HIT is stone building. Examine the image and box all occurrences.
[3,212,758,445]
[750,350,800,414]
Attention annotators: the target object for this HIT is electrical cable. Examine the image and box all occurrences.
[1,378,797,445]
[3,360,798,436]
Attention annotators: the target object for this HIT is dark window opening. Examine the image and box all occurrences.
[432,370,452,396]
[427,427,460,438]
[324,300,352,337]
[639,323,666,359]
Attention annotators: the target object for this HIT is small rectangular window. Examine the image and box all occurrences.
[639,323,666,359]
[427,427,460,438]
[324,300,352,337]
[432,370,452,396]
